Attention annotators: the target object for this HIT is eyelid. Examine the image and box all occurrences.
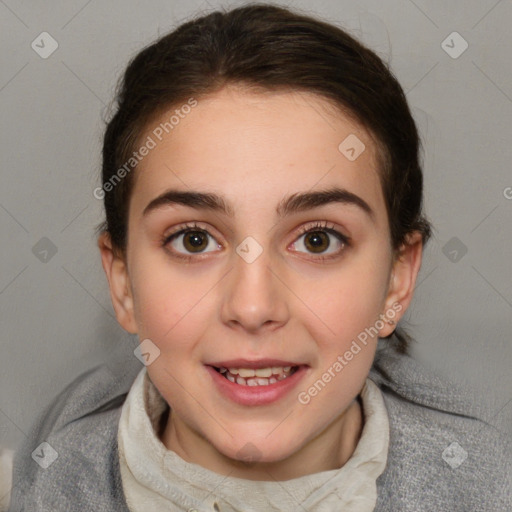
[162,221,220,243]
[295,220,350,241]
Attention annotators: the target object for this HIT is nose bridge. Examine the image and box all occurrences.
[221,236,288,331]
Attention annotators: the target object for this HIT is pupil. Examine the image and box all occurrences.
[306,231,329,253]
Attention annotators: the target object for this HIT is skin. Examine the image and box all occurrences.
[98,85,423,481]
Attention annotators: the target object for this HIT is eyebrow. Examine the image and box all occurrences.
[142,187,374,220]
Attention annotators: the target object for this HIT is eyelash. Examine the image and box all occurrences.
[160,221,350,262]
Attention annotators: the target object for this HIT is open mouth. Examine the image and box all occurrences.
[213,365,300,386]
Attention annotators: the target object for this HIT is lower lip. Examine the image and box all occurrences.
[205,365,308,406]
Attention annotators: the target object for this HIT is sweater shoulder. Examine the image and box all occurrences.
[371,343,512,511]
[9,357,140,512]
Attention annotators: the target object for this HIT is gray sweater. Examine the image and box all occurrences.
[7,337,512,511]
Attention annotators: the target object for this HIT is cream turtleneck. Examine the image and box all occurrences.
[117,368,389,512]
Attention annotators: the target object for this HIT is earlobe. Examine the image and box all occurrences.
[97,232,138,334]
[379,231,424,337]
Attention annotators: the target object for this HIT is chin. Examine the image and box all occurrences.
[217,436,298,466]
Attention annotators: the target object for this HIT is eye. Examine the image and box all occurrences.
[290,221,349,259]
[161,221,349,262]
[161,222,221,260]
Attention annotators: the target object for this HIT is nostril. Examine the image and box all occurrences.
[213,502,220,511]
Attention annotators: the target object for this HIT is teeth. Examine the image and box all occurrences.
[225,366,294,377]
[255,368,272,377]
[217,365,298,386]
[237,368,255,378]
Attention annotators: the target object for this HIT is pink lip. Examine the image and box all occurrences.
[205,364,308,406]
[207,358,302,369]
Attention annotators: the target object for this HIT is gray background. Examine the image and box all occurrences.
[1,0,511,454]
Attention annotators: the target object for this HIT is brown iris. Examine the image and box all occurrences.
[183,230,208,253]
[304,231,330,253]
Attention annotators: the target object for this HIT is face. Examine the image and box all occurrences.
[100,85,422,480]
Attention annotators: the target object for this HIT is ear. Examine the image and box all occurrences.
[97,232,138,334]
[379,231,423,337]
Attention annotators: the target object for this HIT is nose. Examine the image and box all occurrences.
[220,243,289,333]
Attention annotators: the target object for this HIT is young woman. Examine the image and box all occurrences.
[7,3,511,511]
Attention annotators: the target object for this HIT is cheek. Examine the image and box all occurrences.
[129,253,214,344]
[296,255,390,341]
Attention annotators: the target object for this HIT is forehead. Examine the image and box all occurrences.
[129,86,386,222]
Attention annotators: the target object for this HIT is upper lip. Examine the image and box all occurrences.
[207,358,305,369]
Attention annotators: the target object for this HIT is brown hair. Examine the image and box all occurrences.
[96,3,432,354]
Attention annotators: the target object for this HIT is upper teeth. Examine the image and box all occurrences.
[220,366,292,377]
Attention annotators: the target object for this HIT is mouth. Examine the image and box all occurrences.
[212,365,300,386]
[205,360,308,406]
